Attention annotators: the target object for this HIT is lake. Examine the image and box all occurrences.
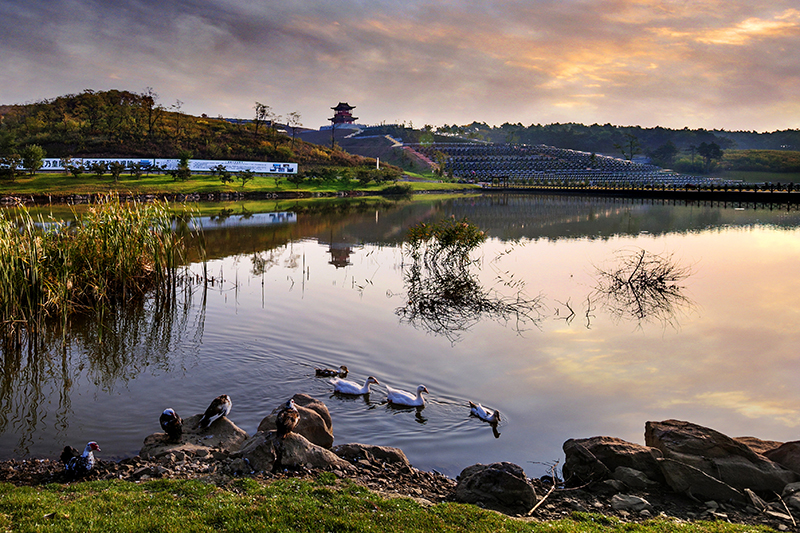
[3,193,800,478]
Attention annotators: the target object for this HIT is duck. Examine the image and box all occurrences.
[63,441,100,476]
[276,398,300,439]
[469,401,501,424]
[332,376,380,395]
[198,394,232,429]
[60,445,80,465]
[315,365,348,378]
[387,384,428,407]
[160,408,183,441]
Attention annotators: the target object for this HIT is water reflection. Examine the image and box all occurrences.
[396,242,545,344]
[0,283,207,455]
[4,194,800,476]
[590,248,695,327]
[385,403,428,425]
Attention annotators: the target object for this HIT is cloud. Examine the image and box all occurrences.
[1,0,798,130]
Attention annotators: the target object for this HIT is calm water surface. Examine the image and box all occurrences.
[3,194,800,478]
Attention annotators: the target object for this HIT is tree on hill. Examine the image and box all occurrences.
[253,102,270,136]
[286,111,302,148]
[697,142,723,172]
[649,141,679,167]
[142,87,165,137]
[614,133,641,161]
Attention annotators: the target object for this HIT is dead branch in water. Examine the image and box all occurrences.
[591,248,694,328]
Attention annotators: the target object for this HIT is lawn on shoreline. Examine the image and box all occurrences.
[0,171,476,197]
[0,476,772,533]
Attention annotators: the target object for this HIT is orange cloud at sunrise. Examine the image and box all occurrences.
[0,0,797,131]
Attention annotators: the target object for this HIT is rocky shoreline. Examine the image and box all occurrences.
[3,395,799,531]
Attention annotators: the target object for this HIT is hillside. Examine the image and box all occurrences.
[0,90,376,169]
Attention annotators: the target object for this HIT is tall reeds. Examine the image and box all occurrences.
[0,194,202,338]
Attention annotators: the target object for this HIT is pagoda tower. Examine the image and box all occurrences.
[329,102,358,125]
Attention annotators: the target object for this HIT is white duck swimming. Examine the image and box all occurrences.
[332,376,380,395]
[387,384,428,407]
[469,401,501,424]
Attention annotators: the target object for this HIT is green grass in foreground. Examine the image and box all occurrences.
[0,477,775,533]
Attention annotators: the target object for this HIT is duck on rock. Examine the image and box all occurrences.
[276,398,300,439]
[160,408,183,441]
[62,441,100,476]
[198,395,232,429]
[332,376,380,395]
[387,385,428,407]
[315,365,348,378]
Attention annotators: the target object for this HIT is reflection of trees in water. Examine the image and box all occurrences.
[0,282,207,455]
[590,248,694,328]
[396,220,544,343]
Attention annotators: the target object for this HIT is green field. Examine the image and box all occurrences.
[713,170,800,183]
[0,171,475,197]
[0,477,774,533]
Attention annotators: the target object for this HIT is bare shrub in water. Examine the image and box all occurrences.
[591,248,694,327]
[398,217,543,343]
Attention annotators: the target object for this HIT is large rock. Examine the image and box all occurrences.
[454,462,537,515]
[237,430,353,473]
[764,441,800,475]
[781,482,800,512]
[645,420,797,495]
[258,394,334,449]
[562,436,663,487]
[734,436,783,455]
[657,457,745,503]
[332,443,411,468]
[140,414,249,459]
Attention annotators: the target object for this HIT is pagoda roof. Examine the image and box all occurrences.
[332,102,355,111]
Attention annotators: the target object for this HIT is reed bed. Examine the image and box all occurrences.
[0,195,201,337]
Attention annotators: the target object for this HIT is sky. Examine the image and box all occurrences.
[2,0,799,132]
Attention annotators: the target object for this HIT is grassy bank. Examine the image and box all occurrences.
[0,476,772,533]
[712,170,800,183]
[0,171,475,197]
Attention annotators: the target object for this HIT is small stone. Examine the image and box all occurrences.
[639,509,652,517]
[611,494,652,513]
[567,500,588,512]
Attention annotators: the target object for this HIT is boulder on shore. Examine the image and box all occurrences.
[332,443,411,468]
[562,436,663,487]
[764,441,800,476]
[140,414,249,459]
[454,462,537,515]
[237,430,354,473]
[258,394,334,449]
[645,419,797,496]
